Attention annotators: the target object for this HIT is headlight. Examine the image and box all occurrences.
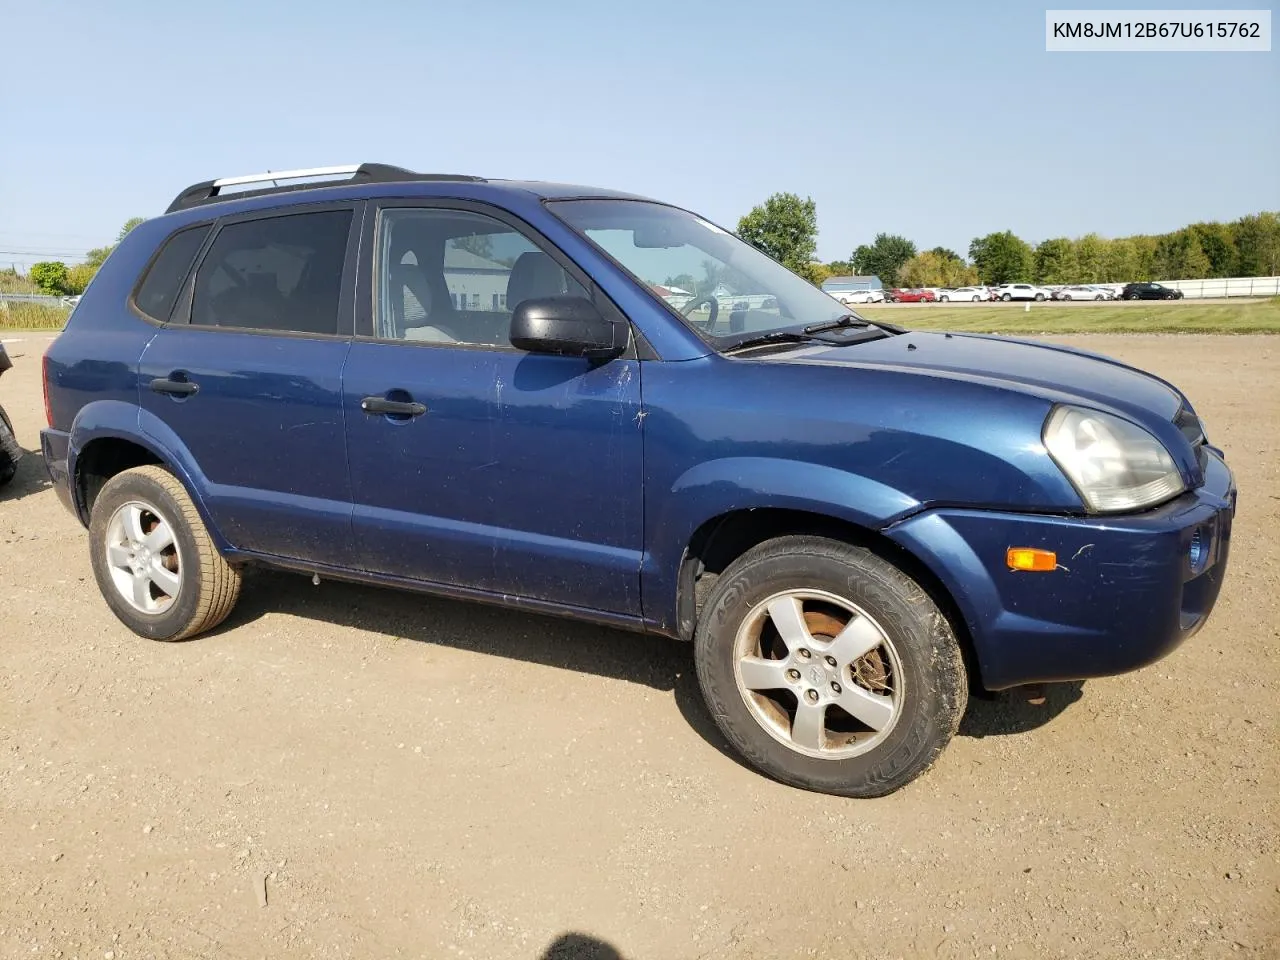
[1043,406,1185,513]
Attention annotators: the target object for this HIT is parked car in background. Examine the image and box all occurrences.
[40,162,1236,799]
[888,288,937,303]
[1121,282,1184,300]
[833,288,885,305]
[997,284,1051,301]
[1054,285,1108,301]
[938,287,985,302]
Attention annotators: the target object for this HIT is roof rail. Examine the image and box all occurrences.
[164,163,484,214]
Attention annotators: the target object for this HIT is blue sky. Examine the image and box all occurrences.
[1,0,1276,268]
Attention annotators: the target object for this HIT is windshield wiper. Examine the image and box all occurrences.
[804,314,870,334]
[723,330,827,353]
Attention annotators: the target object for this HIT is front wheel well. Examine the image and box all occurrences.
[677,507,982,686]
[75,437,163,521]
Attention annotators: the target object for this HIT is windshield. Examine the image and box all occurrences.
[548,199,858,347]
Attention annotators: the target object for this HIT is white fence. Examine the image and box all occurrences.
[1159,276,1279,299]
[0,293,67,306]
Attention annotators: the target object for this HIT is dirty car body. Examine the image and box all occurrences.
[40,165,1235,796]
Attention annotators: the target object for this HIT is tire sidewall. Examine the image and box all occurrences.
[89,470,206,641]
[696,545,962,796]
[0,405,18,485]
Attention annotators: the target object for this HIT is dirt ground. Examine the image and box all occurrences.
[1,334,1276,960]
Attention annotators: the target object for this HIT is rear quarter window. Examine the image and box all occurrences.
[133,225,212,322]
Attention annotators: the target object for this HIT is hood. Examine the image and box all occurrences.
[779,331,1184,423]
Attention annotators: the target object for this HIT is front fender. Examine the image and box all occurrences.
[641,456,920,632]
[67,400,228,551]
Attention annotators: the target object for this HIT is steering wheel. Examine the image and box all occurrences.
[679,294,719,331]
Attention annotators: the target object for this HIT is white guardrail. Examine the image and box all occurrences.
[1160,276,1279,299]
[0,293,77,307]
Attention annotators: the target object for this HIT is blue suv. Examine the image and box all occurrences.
[41,164,1235,797]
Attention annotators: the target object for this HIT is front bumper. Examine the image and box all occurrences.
[886,450,1236,690]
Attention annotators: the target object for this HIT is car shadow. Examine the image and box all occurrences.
[222,569,739,762]
[222,569,1087,768]
[958,680,1085,738]
[0,448,51,502]
[538,933,625,960]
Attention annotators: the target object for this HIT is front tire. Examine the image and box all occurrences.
[694,536,967,797]
[1034,293,1045,301]
[89,465,242,641]
[939,296,949,302]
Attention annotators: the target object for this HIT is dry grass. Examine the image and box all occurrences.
[0,302,72,330]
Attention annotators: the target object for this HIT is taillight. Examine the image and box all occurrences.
[42,352,54,428]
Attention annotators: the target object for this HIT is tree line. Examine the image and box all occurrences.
[736,193,1280,288]
[24,218,146,296]
[21,202,1280,299]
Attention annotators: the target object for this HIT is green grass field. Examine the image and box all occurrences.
[860,298,1280,334]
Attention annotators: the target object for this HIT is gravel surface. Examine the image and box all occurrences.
[1,335,1276,960]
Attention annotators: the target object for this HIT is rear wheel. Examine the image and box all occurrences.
[0,404,20,488]
[1001,293,1012,301]
[971,295,980,301]
[694,536,967,797]
[89,465,241,641]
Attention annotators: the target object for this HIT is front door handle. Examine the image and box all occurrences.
[361,396,427,417]
[150,377,199,397]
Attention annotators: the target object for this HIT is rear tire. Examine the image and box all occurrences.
[0,404,20,488]
[693,536,967,797]
[1001,293,1012,301]
[88,465,241,641]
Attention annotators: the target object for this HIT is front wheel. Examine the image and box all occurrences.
[939,296,949,302]
[1034,293,1045,301]
[694,536,967,797]
[89,465,242,641]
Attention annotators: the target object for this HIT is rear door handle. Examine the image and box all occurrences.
[150,377,199,397]
[361,397,427,417]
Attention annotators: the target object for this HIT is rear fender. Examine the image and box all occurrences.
[67,400,228,551]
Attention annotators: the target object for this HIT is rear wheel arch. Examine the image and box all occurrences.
[72,435,219,552]
[74,436,164,522]
[675,507,982,687]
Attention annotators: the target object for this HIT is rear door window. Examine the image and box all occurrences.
[189,210,353,336]
[133,225,211,322]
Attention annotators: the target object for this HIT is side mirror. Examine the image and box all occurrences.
[509,297,628,360]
